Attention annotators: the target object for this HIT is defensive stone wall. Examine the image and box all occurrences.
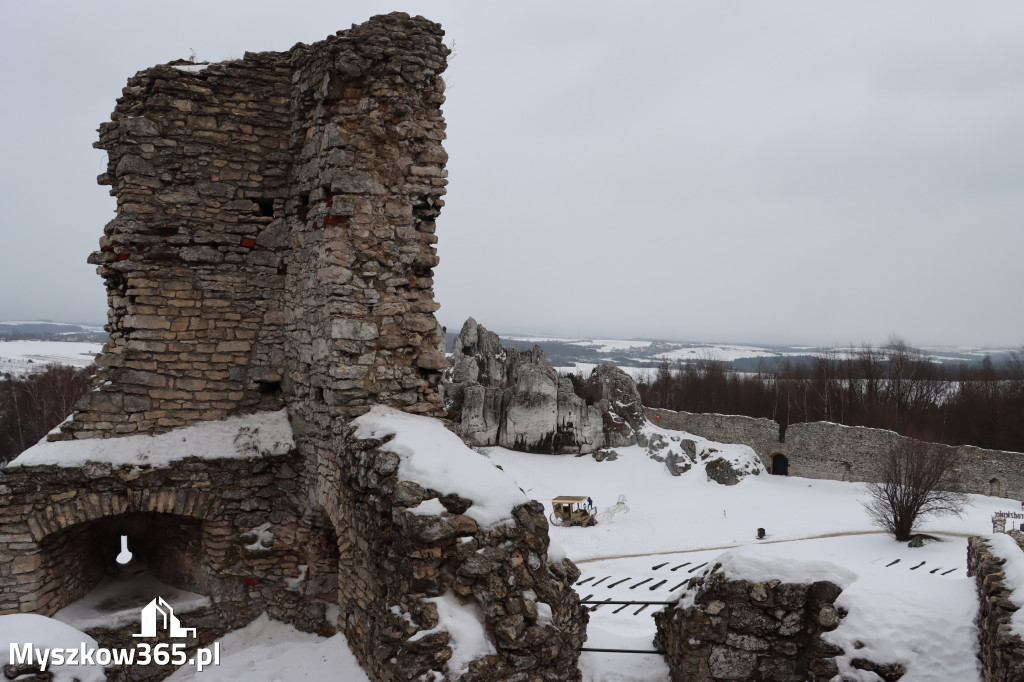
[783,421,896,483]
[786,422,1024,500]
[967,533,1024,682]
[644,407,781,465]
[281,13,448,433]
[64,54,295,439]
[317,423,586,681]
[644,406,1024,500]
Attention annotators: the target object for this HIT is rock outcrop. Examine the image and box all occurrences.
[443,318,643,454]
[639,425,765,483]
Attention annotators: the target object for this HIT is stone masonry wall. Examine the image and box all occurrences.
[59,12,447,442]
[0,453,343,681]
[311,424,587,681]
[0,455,333,628]
[967,533,1024,682]
[281,12,448,430]
[645,407,781,465]
[653,567,846,682]
[786,422,1024,500]
[644,406,1023,500]
[61,55,295,439]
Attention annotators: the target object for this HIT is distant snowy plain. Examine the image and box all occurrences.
[0,340,102,376]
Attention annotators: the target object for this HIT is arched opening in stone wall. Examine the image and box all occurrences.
[770,453,789,476]
[989,478,1003,498]
[298,511,341,609]
[37,512,216,623]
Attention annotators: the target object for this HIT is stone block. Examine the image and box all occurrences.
[10,554,42,575]
[331,319,379,341]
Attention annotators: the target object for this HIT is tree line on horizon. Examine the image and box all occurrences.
[636,336,1024,453]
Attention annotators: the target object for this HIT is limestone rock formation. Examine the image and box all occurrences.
[586,364,645,447]
[443,318,641,454]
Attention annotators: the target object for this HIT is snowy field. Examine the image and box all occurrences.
[554,363,657,383]
[497,333,1020,368]
[481,441,1011,682]
[569,339,655,354]
[0,340,102,376]
[5,412,1019,682]
[483,444,1010,562]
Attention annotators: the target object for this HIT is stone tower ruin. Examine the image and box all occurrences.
[0,13,586,682]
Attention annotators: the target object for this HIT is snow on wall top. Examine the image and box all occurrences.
[352,405,529,528]
[714,544,858,587]
[8,409,293,468]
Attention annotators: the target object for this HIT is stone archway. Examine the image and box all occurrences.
[26,488,222,543]
[35,511,225,618]
[771,453,789,476]
[9,488,228,618]
[294,510,341,621]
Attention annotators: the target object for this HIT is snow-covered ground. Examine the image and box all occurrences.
[492,332,1020,368]
[652,344,785,362]
[165,614,371,682]
[569,340,654,354]
[0,614,106,682]
[55,574,210,632]
[480,436,1012,682]
[575,535,981,681]
[0,340,102,376]
[483,443,1009,562]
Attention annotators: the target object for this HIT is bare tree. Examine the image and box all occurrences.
[862,438,968,542]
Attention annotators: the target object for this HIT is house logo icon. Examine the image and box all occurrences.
[133,597,197,638]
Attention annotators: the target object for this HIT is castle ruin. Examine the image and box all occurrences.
[0,14,586,682]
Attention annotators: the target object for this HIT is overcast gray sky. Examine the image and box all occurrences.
[2,1,1022,347]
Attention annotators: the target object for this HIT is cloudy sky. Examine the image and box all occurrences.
[2,1,1022,347]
